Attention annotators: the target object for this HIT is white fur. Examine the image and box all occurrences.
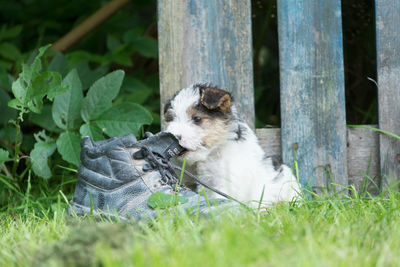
[165,85,301,207]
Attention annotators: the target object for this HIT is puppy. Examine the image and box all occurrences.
[164,84,300,206]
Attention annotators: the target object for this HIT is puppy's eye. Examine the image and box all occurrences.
[192,116,202,124]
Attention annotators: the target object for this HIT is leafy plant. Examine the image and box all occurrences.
[0,0,159,212]
[8,44,68,117]
[68,29,158,68]
[6,44,68,181]
[1,44,153,199]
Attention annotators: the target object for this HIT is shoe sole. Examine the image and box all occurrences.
[68,201,129,221]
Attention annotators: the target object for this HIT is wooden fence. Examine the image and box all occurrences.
[157,0,400,192]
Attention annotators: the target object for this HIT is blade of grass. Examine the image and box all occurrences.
[57,165,78,173]
[24,170,32,213]
[174,157,187,192]
[348,125,400,140]
[257,184,266,213]
[59,190,70,205]
[0,173,24,197]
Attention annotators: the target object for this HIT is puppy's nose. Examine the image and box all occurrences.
[176,134,182,140]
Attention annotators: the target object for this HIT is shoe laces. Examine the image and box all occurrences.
[139,145,249,209]
[139,146,182,188]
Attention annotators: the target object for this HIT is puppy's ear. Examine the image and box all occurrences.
[200,87,232,113]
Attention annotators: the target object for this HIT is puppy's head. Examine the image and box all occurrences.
[164,84,234,163]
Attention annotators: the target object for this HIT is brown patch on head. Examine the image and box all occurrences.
[202,119,229,148]
[199,86,232,113]
[187,104,231,148]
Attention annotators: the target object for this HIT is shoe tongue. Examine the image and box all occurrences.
[139,132,184,159]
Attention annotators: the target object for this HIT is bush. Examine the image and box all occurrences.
[0,44,155,210]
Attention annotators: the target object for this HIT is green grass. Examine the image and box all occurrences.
[1,192,400,267]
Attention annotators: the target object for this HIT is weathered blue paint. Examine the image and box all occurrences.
[157,0,254,128]
[375,1,400,189]
[277,1,348,190]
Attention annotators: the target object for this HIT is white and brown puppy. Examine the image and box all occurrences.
[164,84,300,206]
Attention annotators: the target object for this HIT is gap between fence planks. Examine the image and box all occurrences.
[256,126,380,192]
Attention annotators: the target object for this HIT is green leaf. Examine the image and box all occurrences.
[0,126,22,144]
[0,69,14,91]
[27,44,52,81]
[0,25,22,41]
[131,36,158,58]
[0,59,12,71]
[67,50,92,66]
[20,134,35,154]
[52,69,83,130]
[79,123,104,141]
[11,74,31,106]
[68,50,107,65]
[33,130,53,143]
[0,42,21,61]
[29,104,60,132]
[111,51,132,67]
[30,131,56,179]
[26,96,43,113]
[7,98,24,111]
[31,71,69,101]
[0,89,17,126]
[9,44,54,111]
[107,34,121,51]
[0,149,11,165]
[119,77,152,104]
[74,62,108,91]
[48,52,69,77]
[95,102,152,137]
[123,30,158,58]
[147,192,189,209]
[81,70,125,123]
[56,132,81,167]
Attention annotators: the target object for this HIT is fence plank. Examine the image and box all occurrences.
[347,126,380,193]
[375,1,400,189]
[277,1,348,190]
[157,0,254,128]
[256,127,379,192]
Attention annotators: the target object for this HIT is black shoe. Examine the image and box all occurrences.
[69,132,236,221]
